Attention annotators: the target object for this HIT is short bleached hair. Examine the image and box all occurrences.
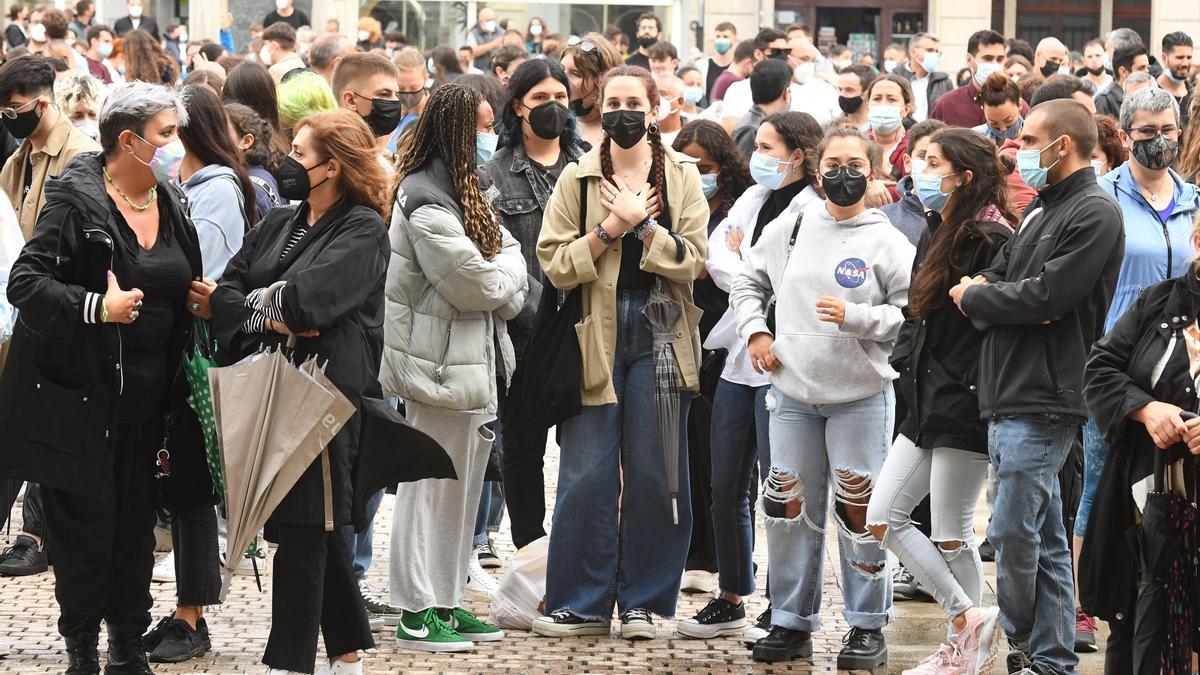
[98,81,187,154]
[54,71,106,115]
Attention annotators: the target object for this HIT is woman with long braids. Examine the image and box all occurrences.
[533,65,708,641]
[677,112,823,642]
[865,127,1013,674]
[381,84,527,653]
[561,33,623,149]
[669,119,753,600]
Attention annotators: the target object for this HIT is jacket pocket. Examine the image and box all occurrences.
[491,196,538,216]
[575,314,609,392]
[670,298,702,390]
[24,370,107,458]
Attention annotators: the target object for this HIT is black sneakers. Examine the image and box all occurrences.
[837,627,888,670]
[142,615,211,653]
[531,609,610,637]
[980,537,997,562]
[0,534,48,576]
[677,597,747,639]
[618,608,656,640]
[475,538,501,569]
[751,625,813,662]
[147,618,209,663]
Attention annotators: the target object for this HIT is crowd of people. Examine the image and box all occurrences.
[0,2,1197,675]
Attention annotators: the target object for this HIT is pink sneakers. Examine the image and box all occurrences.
[902,642,965,674]
[903,606,1002,675]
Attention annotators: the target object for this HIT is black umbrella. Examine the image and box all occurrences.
[641,279,684,525]
[350,396,457,532]
[1128,416,1197,675]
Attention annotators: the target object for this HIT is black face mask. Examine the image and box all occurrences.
[524,100,569,140]
[275,156,330,201]
[821,166,869,207]
[838,95,863,114]
[1039,61,1062,78]
[1086,65,1106,76]
[602,110,649,149]
[361,97,403,137]
[3,101,41,139]
[397,89,426,111]
[637,36,658,49]
[768,50,790,62]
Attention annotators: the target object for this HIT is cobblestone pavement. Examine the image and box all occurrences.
[1,437,1108,674]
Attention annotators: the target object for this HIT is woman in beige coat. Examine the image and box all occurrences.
[531,65,708,641]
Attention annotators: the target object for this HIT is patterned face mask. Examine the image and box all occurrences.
[1131,134,1178,171]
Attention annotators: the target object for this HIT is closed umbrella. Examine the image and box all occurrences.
[640,279,683,525]
[182,319,222,501]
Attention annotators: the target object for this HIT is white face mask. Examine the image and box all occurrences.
[357,30,370,42]
[29,23,46,43]
[128,4,142,18]
[74,119,99,141]
[529,24,542,37]
[178,31,188,43]
[656,96,675,122]
[483,20,497,34]
[794,62,815,84]
[275,0,288,10]
[259,44,273,65]
[1091,159,1106,177]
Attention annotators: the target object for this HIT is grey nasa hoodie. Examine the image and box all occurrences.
[730,200,915,404]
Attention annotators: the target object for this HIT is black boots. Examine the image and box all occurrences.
[64,630,101,675]
[103,623,153,675]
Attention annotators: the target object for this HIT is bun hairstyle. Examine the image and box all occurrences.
[980,71,1020,108]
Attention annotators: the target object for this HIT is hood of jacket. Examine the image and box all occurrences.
[183,163,237,189]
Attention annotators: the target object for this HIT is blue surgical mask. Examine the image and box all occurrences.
[1103,52,1113,71]
[913,172,958,214]
[975,61,1003,86]
[750,152,789,190]
[700,172,719,199]
[883,59,898,73]
[921,51,940,73]
[476,131,498,165]
[1016,136,1065,191]
[683,87,704,106]
[868,104,902,134]
[985,116,1023,143]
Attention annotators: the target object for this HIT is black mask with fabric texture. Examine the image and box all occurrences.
[3,103,41,139]
[637,36,658,49]
[1040,61,1062,78]
[362,97,404,137]
[821,166,869,207]
[601,110,648,149]
[838,95,863,114]
[1086,66,1106,76]
[1131,135,1179,172]
[275,156,330,201]
[525,101,569,140]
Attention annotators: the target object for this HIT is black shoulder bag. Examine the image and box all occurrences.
[765,211,803,333]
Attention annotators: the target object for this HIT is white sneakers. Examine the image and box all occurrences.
[679,570,718,594]
[463,558,499,602]
[151,551,175,583]
[0,638,10,657]
[314,658,365,675]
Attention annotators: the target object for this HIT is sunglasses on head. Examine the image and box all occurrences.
[566,36,598,53]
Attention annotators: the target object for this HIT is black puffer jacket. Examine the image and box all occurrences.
[0,152,203,500]
[893,209,1010,453]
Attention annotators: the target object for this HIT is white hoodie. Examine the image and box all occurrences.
[730,200,915,404]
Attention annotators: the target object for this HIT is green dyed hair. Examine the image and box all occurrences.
[276,70,337,129]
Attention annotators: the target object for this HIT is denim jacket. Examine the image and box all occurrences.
[480,142,582,354]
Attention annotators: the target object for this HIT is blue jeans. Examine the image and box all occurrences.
[709,379,770,597]
[1074,418,1109,538]
[473,478,505,546]
[337,489,383,582]
[987,416,1080,675]
[764,387,894,633]
[544,290,693,619]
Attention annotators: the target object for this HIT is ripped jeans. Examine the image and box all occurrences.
[762,387,894,633]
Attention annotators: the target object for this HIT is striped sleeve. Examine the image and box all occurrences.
[83,292,103,324]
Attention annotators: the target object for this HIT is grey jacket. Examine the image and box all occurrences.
[730,201,915,404]
[732,105,766,161]
[879,175,926,246]
[380,157,528,415]
[181,164,247,280]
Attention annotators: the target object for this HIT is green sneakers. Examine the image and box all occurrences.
[394,609,474,653]
[444,607,505,642]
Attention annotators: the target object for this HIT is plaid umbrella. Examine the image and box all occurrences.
[641,279,683,525]
[183,319,223,501]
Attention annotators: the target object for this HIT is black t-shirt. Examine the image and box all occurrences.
[705,60,730,99]
[752,178,809,245]
[531,152,569,182]
[263,9,311,30]
[626,52,651,71]
[111,199,192,422]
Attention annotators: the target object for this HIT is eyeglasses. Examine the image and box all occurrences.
[1127,125,1181,140]
[0,99,38,119]
[566,36,597,53]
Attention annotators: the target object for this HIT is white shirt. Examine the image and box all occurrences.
[1090,74,1114,97]
[789,78,841,126]
[659,128,680,148]
[911,75,930,121]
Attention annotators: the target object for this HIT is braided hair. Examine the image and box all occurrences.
[393,84,503,259]
[597,66,669,224]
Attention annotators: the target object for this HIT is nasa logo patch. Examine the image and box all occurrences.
[834,258,868,288]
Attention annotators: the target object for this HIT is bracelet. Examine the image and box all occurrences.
[593,224,615,246]
[101,299,108,323]
[634,216,659,241]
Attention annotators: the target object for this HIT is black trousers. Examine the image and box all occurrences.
[168,504,222,607]
[684,394,718,572]
[498,381,551,550]
[2,479,45,537]
[262,522,375,673]
[41,422,159,639]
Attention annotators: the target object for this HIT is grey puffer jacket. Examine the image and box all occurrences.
[380,156,528,414]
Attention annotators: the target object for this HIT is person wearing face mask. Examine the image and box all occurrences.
[948,100,1125,675]
[835,64,875,133]
[332,53,403,159]
[560,33,624,150]
[263,0,311,32]
[198,109,389,675]
[694,22,737,101]
[524,17,546,55]
[719,29,788,128]
[0,81,199,675]
[225,103,286,222]
[731,59,792,161]
[112,0,159,41]
[968,71,1040,216]
[1034,37,1072,81]
[626,12,662,71]
[55,72,105,146]
[260,22,305,85]
[477,58,582,553]
[1156,32,1194,129]
[931,30,1029,129]
[863,74,915,180]
[653,73,687,147]
[1096,42,1150,120]
[786,38,840,126]
[386,49,433,154]
[82,24,116,84]
[677,112,820,644]
[533,65,707,642]
[382,84,526,653]
[829,45,853,72]
[882,43,905,75]
[730,127,913,667]
[880,119,947,246]
[1078,39,1114,96]
[893,33,952,123]
[676,66,706,117]
[466,8,505,73]
[866,128,1014,675]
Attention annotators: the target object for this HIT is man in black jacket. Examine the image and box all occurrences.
[892,32,953,122]
[950,99,1124,675]
[111,0,159,41]
[1096,42,1149,120]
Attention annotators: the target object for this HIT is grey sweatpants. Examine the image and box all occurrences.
[389,399,494,612]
